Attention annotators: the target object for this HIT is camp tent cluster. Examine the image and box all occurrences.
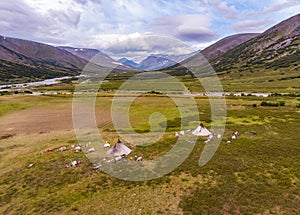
[192,123,212,137]
[106,138,132,157]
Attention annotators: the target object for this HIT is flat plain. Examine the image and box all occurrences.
[0,75,299,214]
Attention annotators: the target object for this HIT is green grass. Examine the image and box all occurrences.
[0,80,299,214]
[0,96,29,116]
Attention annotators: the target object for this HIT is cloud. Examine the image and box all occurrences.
[175,26,219,42]
[1,0,299,61]
[49,9,81,27]
[0,0,82,44]
[264,0,300,13]
[0,1,48,38]
[87,34,197,61]
[232,19,274,33]
[209,0,238,19]
[152,14,219,42]
[73,0,102,5]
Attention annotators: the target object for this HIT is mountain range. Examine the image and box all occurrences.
[175,13,300,74]
[136,51,201,71]
[0,13,299,84]
[58,46,134,71]
[117,57,139,68]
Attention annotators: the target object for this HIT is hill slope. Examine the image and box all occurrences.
[201,33,259,60]
[0,36,87,70]
[212,13,300,72]
[58,46,103,61]
[0,36,88,83]
[59,46,137,71]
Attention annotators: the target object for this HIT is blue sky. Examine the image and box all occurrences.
[0,0,299,61]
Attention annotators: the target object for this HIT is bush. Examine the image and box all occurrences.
[261,101,284,107]
[261,101,268,106]
[148,90,161,95]
[252,104,257,108]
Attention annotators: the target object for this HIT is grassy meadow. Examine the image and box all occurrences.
[0,74,299,214]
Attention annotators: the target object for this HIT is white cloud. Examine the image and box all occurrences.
[264,0,300,13]
[232,19,274,33]
[0,0,49,39]
[48,9,82,27]
[209,0,238,19]
[152,14,219,42]
[77,33,197,62]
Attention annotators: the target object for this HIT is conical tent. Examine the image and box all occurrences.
[192,124,212,136]
[106,139,132,156]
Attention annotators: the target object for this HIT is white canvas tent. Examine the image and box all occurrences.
[106,139,132,156]
[192,124,212,136]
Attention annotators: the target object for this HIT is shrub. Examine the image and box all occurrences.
[261,101,268,106]
[261,101,284,107]
[148,90,161,95]
[279,101,285,106]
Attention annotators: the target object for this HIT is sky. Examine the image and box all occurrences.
[0,0,300,61]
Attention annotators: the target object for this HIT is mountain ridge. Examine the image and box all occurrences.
[211,13,300,72]
[118,57,139,68]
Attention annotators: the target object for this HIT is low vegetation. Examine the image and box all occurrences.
[0,87,299,214]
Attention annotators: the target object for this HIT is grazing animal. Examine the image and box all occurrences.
[104,141,110,148]
[115,156,122,162]
[87,147,95,153]
[234,131,240,136]
[74,146,81,152]
[136,156,143,161]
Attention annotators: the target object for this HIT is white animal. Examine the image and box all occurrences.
[87,147,95,153]
[115,156,122,162]
[69,160,78,167]
[136,156,143,162]
[57,146,66,152]
[75,146,81,152]
[231,135,237,140]
[180,131,185,135]
[234,131,240,136]
[93,164,102,170]
[175,132,179,137]
[217,134,222,139]
[226,141,231,144]
[104,141,110,148]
